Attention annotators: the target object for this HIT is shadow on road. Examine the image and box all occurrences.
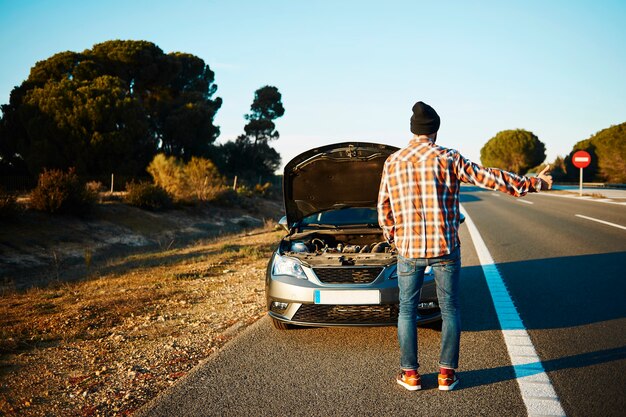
[424,345,626,391]
[461,251,626,331]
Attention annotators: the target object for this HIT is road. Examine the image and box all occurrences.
[138,187,626,417]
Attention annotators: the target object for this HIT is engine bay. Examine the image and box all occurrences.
[280,229,396,267]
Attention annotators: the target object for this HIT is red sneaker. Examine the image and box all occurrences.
[396,370,421,391]
[438,371,460,391]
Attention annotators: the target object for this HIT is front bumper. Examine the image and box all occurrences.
[266,259,441,327]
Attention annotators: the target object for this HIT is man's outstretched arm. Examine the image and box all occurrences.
[453,153,553,196]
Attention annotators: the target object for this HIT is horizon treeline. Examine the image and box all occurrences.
[0,40,284,187]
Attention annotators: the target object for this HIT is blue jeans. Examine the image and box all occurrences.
[397,246,461,371]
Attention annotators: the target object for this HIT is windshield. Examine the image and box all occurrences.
[300,207,379,227]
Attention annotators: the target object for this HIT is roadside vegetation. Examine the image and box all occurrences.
[0,40,285,205]
[480,129,546,174]
[480,123,626,183]
[563,122,626,183]
[1,152,283,415]
[0,222,284,416]
[29,168,98,215]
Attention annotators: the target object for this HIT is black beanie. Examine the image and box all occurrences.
[410,101,440,135]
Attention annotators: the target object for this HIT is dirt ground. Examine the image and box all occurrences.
[0,197,285,416]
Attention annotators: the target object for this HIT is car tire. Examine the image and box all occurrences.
[271,317,292,330]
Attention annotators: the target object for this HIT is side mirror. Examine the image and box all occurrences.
[460,213,466,224]
[278,216,289,232]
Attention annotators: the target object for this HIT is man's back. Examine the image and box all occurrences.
[378,138,462,259]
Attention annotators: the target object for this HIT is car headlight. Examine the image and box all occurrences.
[272,255,307,280]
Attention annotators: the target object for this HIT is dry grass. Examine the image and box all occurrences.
[585,192,606,198]
[0,225,284,416]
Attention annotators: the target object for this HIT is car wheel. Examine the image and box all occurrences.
[271,317,292,330]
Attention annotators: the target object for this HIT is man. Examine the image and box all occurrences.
[377,101,552,391]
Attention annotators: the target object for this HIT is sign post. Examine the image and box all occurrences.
[572,150,591,197]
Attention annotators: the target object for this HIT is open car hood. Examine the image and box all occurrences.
[283,142,399,226]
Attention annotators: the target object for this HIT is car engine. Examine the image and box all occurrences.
[280,231,396,267]
[289,238,394,254]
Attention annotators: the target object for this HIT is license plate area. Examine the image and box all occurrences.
[314,290,381,305]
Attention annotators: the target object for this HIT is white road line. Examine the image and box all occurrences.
[517,199,534,205]
[460,205,565,417]
[575,214,626,230]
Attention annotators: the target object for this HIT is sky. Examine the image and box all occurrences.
[1,0,625,170]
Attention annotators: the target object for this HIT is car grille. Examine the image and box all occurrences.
[291,304,399,324]
[313,267,383,284]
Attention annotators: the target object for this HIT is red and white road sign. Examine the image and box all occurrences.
[572,150,591,169]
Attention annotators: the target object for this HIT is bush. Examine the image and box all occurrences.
[147,154,226,203]
[146,154,185,198]
[183,157,227,201]
[86,181,105,193]
[86,181,105,203]
[30,168,97,214]
[0,187,20,220]
[234,182,276,199]
[124,181,172,210]
[235,184,254,198]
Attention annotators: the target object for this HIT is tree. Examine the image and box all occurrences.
[480,129,546,174]
[243,85,285,146]
[0,40,222,177]
[565,122,626,183]
[16,76,152,176]
[216,86,284,182]
[218,135,281,182]
[563,138,598,182]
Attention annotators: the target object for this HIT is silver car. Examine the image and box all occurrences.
[266,142,444,330]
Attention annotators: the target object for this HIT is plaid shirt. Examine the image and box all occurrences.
[377,138,541,259]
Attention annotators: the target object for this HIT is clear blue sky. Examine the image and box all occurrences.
[1,0,625,170]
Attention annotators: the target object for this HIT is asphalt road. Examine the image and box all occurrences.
[138,187,626,417]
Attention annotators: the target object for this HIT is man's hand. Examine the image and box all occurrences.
[537,165,553,190]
